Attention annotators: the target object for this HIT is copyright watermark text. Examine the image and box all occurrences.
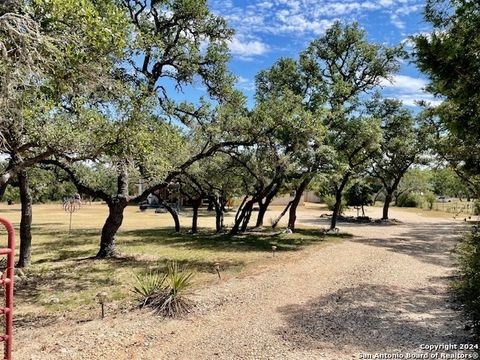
[358,344,479,360]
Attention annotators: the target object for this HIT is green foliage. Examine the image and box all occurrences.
[431,167,470,198]
[396,193,422,208]
[0,165,77,203]
[0,0,130,189]
[455,228,480,334]
[424,192,437,210]
[124,0,234,103]
[2,185,19,202]
[368,96,427,200]
[134,261,194,317]
[132,271,166,307]
[323,195,345,213]
[301,21,403,111]
[474,201,480,216]
[397,168,432,200]
[165,261,194,297]
[345,182,373,208]
[415,0,480,196]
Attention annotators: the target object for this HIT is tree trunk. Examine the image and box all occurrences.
[211,197,224,233]
[162,201,180,232]
[215,206,224,233]
[330,189,343,230]
[17,171,32,268]
[0,182,8,200]
[234,196,247,222]
[241,201,254,232]
[255,183,281,228]
[207,200,214,211]
[231,199,254,235]
[382,191,394,220]
[287,177,310,231]
[191,199,202,233]
[97,200,127,258]
[231,196,248,235]
[330,175,350,230]
[255,196,275,228]
[272,201,293,229]
[255,201,267,228]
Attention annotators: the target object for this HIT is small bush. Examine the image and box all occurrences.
[455,227,480,335]
[424,192,437,210]
[474,200,480,216]
[323,195,346,214]
[396,193,421,208]
[133,271,166,307]
[133,261,194,317]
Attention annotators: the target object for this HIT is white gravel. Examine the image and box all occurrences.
[15,207,474,360]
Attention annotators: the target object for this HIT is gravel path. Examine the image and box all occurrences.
[16,208,473,359]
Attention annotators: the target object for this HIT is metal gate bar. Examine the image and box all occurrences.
[0,217,15,360]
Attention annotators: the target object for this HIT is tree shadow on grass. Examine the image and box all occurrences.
[118,227,342,253]
[27,226,348,268]
[276,283,471,354]
[16,250,247,314]
[107,254,245,274]
[15,225,346,325]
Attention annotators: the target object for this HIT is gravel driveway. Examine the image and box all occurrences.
[16,208,474,360]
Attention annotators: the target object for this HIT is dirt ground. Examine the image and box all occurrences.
[15,206,477,359]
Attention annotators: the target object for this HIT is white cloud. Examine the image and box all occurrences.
[393,94,442,107]
[257,2,273,9]
[390,14,405,29]
[228,36,269,59]
[381,75,427,93]
[379,0,394,6]
[275,12,335,35]
[210,0,425,62]
[236,76,255,91]
[381,75,441,107]
[395,4,422,16]
[211,0,424,39]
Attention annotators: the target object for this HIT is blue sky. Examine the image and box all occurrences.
[205,0,438,109]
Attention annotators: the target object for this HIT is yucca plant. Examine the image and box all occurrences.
[132,271,166,308]
[134,261,194,317]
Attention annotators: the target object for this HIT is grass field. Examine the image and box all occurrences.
[0,202,346,326]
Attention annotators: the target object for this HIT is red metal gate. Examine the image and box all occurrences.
[0,217,15,360]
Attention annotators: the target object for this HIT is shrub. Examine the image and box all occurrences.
[455,227,480,335]
[474,200,480,216]
[323,195,346,214]
[345,183,373,207]
[424,192,437,210]
[396,193,421,208]
[133,261,194,317]
[133,271,166,307]
[345,182,373,216]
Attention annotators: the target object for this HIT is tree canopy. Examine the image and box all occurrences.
[415,0,480,195]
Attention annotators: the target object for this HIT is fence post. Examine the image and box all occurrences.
[0,217,15,360]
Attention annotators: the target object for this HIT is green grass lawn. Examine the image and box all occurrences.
[0,203,346,325]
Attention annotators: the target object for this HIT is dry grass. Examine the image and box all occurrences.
[0,202,345,325]
[385,201,478,220]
